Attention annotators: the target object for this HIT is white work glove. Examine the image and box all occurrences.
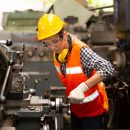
[68,82,89,104]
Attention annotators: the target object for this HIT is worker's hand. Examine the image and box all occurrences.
[68,82,89,104]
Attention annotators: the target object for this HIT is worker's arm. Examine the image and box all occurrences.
[68,47,114,104]
[84,73,103,88]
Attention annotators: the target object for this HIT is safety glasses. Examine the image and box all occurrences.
[42,37,62,47]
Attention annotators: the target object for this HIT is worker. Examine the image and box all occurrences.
[37,14,115,130]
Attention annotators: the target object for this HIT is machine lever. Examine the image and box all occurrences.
[0,65,12,102]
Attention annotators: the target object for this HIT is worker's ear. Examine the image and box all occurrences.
[63,31,68,37]
[62,31,68,42]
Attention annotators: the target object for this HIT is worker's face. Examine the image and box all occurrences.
[42,34,67,53]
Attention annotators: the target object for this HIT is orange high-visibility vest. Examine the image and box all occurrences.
[54,42,108,117]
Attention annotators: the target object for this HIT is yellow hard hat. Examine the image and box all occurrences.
[37,14,65,40]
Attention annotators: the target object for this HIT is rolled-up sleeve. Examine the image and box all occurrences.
[80,47,115,80]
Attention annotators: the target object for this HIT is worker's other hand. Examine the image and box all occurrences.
[68,82,89,104]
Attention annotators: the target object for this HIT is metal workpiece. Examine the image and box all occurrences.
[30,96,70,113]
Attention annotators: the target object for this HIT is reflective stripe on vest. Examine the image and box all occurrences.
[81,90,99,104]
[55,66,83,74]
[55,65,60,73]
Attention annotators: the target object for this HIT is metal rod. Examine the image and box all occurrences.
[90,5,114,11]
[0,65,11,101]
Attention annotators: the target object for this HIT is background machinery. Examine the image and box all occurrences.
[0,39,71,130]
